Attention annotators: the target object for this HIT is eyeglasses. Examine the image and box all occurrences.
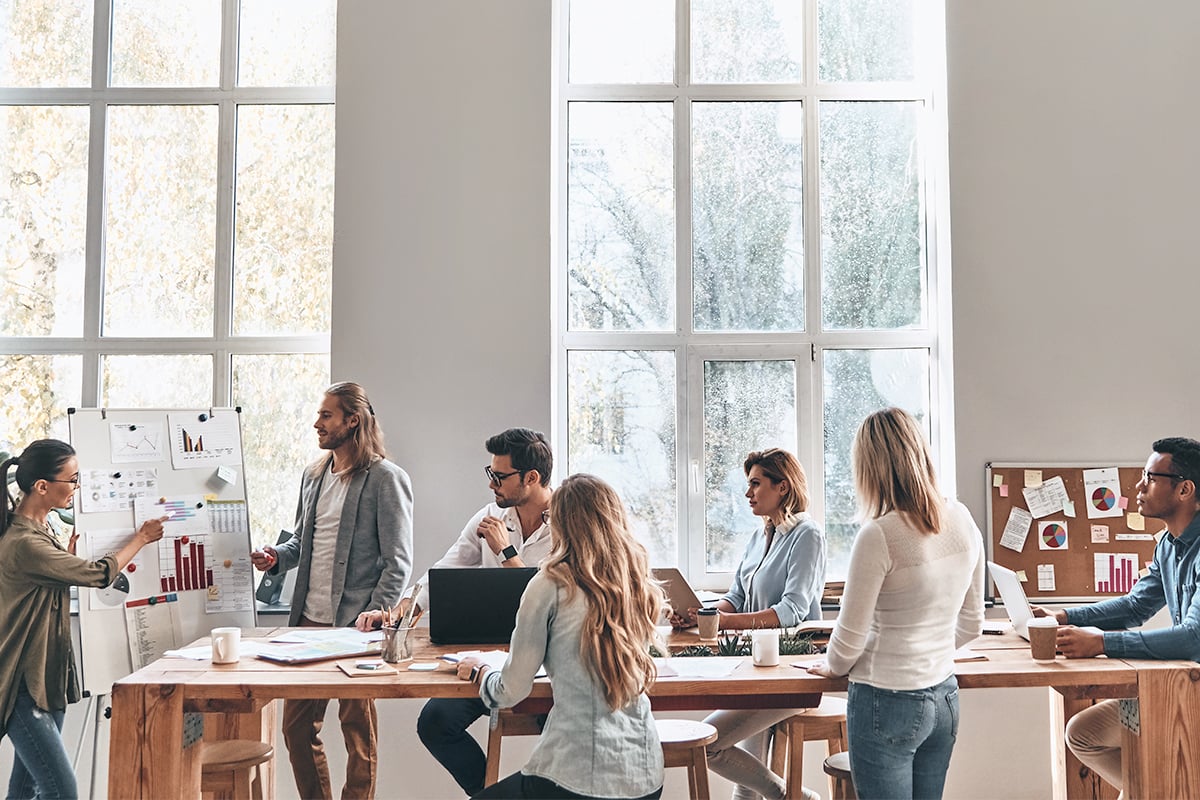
[1142,470,1188,484]
[541,509,550,526]
[48,476,81,487]
[485,466,526,485]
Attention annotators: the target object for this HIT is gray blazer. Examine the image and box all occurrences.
[272,457,413,626]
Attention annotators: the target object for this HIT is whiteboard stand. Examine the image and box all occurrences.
[68,692,107,800]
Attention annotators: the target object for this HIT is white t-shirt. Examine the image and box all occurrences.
[825,499,986,691]
[302,463,351,624]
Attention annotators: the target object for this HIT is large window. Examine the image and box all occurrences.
[0,0,335,549]
[555,0,953,584]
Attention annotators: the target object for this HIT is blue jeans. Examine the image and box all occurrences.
[6,683,76,800]
[418,697,491,794]
[846,676,959,800]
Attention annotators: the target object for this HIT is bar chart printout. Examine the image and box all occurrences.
[159,536,214,593]
[1094,553,1139,594]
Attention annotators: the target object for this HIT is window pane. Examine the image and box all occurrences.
[822,348,929,576]
[820,101,923,330]
[568,103,674,331]
[691,0,803,84]
[238,0,336,87]
[110,0,220,87]
[567,350,676,565]
[0,355,82,452]
[703,360,796,572]
[104,105,217,337]
[233,105,334,335]
[0,0,92,87]
[232,353,329,549]
[101,354,213,407]
[818,0,916,83]
[0,106,88,336]
[568,0,673,84]
[693,102,803,332]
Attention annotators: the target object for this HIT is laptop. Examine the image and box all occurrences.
[428,567,538,645]
[652,568,710,619]
[987,561,1034,640]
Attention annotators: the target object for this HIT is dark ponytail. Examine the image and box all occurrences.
[0,439,76,535]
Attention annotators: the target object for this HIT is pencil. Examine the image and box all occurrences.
[399,582,422,630]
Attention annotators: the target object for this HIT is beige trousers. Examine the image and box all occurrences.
[1065,699,1123,795]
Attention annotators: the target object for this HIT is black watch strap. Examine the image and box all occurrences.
[501,545,519,561]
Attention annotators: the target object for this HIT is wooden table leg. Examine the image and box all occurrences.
[204,701,277,800]
[108,681,202,799]
[1122,663,1200,799]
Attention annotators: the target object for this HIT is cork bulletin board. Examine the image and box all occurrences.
[985,463,1160,602]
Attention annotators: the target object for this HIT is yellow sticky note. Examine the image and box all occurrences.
[1127,512,1145,531]
[1064,500,1076,518]
[1015,570,1028,582]
[993,473,1005,488]
[1025,470,1043,488]
[204,493,218,501]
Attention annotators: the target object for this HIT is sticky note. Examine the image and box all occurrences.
[1016,570,1028,582]
[993,474,1005,488]
[1064,500,1076,518]
[1127,512,1145,531]
[1118,496,1129,510]
[1025,470,1043,488]
[999,484,1009,497]
[1091,525,1109,543]
[216,465,237,484]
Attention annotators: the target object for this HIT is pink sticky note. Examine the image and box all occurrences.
[999,484,1009,497]
[1118,496,1129,510]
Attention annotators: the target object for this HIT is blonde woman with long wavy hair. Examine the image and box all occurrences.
[809,408,984,800]
[456,474,664,799]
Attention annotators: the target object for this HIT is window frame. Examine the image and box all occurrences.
[551,0,956,588]
[0,0,332,410]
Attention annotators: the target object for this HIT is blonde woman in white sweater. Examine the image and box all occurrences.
[809,408,984,800]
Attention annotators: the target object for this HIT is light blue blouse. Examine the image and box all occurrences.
[479,571,664,798]
[723,512,826,627]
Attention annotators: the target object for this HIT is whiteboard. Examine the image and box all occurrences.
[68,407,258,694]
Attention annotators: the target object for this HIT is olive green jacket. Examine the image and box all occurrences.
[0,515,118,737]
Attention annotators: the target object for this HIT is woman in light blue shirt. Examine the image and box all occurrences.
[457,474,664,800]
[675,448,826,800]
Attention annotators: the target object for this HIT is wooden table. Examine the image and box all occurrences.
[107,629,1198,800]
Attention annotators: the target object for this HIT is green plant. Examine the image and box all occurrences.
[716,632,749,656]
[674,644,718,658]
[778,630,819,656]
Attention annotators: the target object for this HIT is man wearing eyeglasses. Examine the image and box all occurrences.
[1031,436,1200,796]
[356,427,554,795]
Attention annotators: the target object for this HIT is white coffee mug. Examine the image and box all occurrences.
[751,629,780,667]
[211,627,241,664]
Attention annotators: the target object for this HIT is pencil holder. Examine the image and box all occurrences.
[381,626,415,663]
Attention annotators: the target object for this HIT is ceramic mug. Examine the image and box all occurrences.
[211,627,241,664]
[751,629,780,667]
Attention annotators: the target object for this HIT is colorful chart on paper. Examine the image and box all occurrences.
[1041,523,1068,549]
[1091,486,1117,512]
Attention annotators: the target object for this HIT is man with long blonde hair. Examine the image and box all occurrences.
[252,381,413,799]
[457,474,664,799]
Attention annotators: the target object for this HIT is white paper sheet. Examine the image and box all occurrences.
[999,507,1033,552]
[1022,475,1069,518]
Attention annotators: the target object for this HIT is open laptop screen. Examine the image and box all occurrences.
[427,567,538,645]
[988,561,1034,640]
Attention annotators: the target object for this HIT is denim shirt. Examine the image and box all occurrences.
[1067,514,1200,661]
[722,512,826,627]
[480,572,664,798]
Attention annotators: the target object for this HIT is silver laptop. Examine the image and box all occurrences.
[988,561,1034,640]
[652,567,706,618]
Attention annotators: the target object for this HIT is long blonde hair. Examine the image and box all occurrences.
[310,381,387,478]
[852,407,944,534]
[542,474,662,710]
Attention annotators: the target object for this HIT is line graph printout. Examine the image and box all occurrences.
[80,468,159,513]
[109,422,165,463]
[168,412,242,469]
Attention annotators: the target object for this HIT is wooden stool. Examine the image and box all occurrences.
[657,718,718,800]
[769,696,848,800]
[200,739,273,800]
[822,750,857,800]
[484,708,547,787]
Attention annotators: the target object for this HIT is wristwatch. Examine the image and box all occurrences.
[500,545,519,561]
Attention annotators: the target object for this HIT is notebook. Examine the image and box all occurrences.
[988,561,1034,640]
[428,567,538,645]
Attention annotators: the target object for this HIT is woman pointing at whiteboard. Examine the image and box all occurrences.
[0,439,165,799]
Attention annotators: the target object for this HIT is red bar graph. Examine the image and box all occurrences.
[158,537,214,592]
[1094,553,1138,594]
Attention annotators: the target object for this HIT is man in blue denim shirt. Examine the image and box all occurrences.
[1032,436,1200,795]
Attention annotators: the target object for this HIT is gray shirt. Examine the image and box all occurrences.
[480,571,664,798]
